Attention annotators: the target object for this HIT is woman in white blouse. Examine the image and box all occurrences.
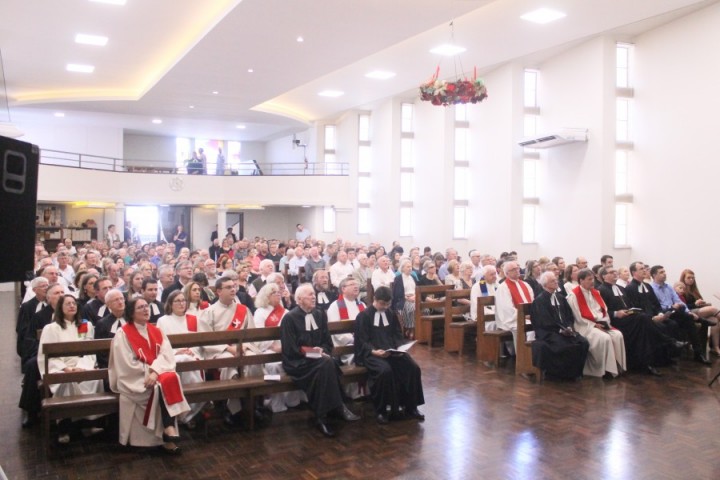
[392,259,419,339]
[38,294,105,444]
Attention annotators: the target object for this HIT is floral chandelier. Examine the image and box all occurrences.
[419,21,488,107]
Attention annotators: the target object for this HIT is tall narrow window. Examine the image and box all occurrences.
[615,151,629,195]
[616,44,630,88]
[616,99,629,142]
[399,104,415,236]
[523,159,538,198]
[524,70,538,108]
[522,68,541,244]
[324,125,340,175]
[453,206,468,239]
[357,114,372,234]
[614,204,629,247]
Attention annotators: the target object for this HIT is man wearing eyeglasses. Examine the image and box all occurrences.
[199,277,258,422]
[160,260,194,303]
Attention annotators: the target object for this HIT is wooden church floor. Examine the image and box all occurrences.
[1,292,719,480]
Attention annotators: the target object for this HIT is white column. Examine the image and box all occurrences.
[217,204,227,243]
[115,203,125,243]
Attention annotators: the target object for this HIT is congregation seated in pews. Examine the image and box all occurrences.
[18,233,718,450]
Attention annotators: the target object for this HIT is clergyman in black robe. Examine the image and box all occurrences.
[354,286,425,424]
[598,267,678,372]
[281,284,359,437]
[529,274,589,380]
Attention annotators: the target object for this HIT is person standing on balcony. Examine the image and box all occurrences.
[216,148,225,176]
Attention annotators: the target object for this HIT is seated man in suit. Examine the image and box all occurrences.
[529,272,589,380]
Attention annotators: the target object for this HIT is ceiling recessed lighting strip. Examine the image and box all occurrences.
[66,64,95,73]
[89,0,127,5]
[365,70,396,80]
[520,8,567,24]
[75,33,108,46]
[318,90,344,98]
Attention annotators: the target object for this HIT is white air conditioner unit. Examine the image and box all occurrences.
[518,128,587,149]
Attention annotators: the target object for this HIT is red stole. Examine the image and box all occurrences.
[505,279,532,306]
[121,323,184,420]
[226,303,248,330]
[186,314,198,332]
[264,304,286,328]
[336,295,365,320]
[572,285,607,321]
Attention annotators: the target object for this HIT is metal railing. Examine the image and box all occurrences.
[39,149,349,176]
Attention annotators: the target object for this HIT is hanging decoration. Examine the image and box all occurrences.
[419,21,488,107]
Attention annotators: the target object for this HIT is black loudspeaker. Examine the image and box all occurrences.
[0,136,39,283]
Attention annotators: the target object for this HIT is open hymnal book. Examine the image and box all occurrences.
[301,346,323,358]
[386,340,417,355]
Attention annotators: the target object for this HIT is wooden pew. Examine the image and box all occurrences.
[415,284,453,346]
[515,303,540,379]
[40,339,116,449]
[365,278,374,305]
[444,289,473,354]
[476,296,513,366]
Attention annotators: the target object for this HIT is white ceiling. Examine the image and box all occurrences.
[0,0,715,142]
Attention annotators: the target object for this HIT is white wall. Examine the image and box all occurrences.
[20,122,123,160]
[632,2,720,295]
[264,128,316,174]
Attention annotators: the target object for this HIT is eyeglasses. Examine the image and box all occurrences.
[135,304,150,310]
[173,299,187,303]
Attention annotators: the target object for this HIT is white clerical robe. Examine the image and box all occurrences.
[326,298,364,398]
[567,288,627,377]
[156,314,206,422]
[198,300,258,414]
[108,325,190,446]
[38,320,104,397]
[495,279,535,355]
[253,305,306,412]
[470,282,498,322]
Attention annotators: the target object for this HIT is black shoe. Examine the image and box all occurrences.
[162,433,181,443]
[405,408,425,421]
[341,405,360,422]
[376,413,389,425]
[161,443,182,455]
[602,372,615,380]
[694,353,712,365]
[647,366,662,376]
[316,420,335,437]
[673,340,689,350]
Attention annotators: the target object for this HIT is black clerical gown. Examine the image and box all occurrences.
[599,282,673,369]
[354,306,424,414]
[19,306,54,413]
[314,288,338,312]
[81,298,108,325]
[16,297,41,362]
[281,307,344,418]
[624,279,701,351]
[529,291,589,379]
[95,313,125,369]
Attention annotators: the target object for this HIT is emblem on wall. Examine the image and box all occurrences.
[169,177,184,192]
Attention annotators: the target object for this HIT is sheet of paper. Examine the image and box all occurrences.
[264,374,281,382]
[305,351,322,359]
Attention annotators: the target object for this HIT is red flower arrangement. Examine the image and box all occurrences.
[419,67,488,106]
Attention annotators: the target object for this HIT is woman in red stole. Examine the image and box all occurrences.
[254,283,306,412]
[109,297,190,453]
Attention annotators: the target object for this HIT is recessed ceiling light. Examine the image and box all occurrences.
[212,91,219,95]
[318,90,344,98]
[75,33,108,46]
[302,205,311,208]
[54,112,65,118]
[189,105,195,109]
[365,70,396,80]
[247,68,254,73]
[236,125,246,129]
[296,36,304,43]
[89,0,127,5]
[66,63,95,73]
[152,119,162,124]
[429,44,466,56]
[521,8,566,24]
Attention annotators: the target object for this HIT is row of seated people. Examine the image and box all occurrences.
[459,259,717,380]
[18,273,425,450]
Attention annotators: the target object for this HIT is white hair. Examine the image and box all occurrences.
[538,271,556,288]
[294,283,315,304]
[255,283,279,309]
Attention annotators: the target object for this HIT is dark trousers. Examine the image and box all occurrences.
[18,356,41,414]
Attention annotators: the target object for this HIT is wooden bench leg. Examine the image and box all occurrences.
[478,335,499,364]
[445,327,462,353]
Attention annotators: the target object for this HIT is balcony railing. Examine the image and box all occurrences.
[39,149,349,176]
